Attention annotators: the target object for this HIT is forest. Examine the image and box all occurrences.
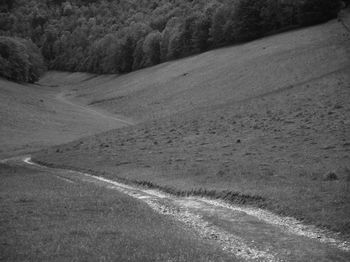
[0,0,345,81]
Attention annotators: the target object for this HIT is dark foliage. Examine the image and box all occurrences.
[298,0,342,26]
[0,36,46,83]
[0,0,342,75]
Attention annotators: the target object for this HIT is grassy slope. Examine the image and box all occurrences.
[35,19,350,236]
[0,77,127,158]
[0,62,232,262]
[0,163,231,261]
[55,18,350,122]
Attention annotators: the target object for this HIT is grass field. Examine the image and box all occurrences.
[0,163,232,261]
[33,17,350,238]
[50,18,350,123]
[1,12,350,261]
[0,78,127,159]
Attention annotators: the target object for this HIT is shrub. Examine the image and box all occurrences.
[323,171,338,181]
[0,36,46,83]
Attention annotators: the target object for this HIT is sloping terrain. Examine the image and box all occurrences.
[5,156,349,262]
[1,75,232,261]
[34,16,350,239]
[0,161,231,262]
[0,78,129,158]
[51,18,350,122]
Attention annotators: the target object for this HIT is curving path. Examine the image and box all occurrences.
[2,156,349,262]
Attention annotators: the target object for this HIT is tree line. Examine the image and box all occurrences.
[0,0,344,81]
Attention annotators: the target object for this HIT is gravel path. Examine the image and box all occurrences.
[4,156,347,262]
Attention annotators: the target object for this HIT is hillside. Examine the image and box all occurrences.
[0,78,129,158]
[44,16,350,122]
[33,15,350,238]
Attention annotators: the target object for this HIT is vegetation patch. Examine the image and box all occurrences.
[0,0,343,74]
[0,36,45,83]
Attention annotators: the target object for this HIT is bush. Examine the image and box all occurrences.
[323,171,338,181]
[0,36,46,83]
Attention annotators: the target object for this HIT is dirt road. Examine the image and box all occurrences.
[2,156,348,262]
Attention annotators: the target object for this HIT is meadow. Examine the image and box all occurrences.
[33,18,350,237]
[0,163,232,261]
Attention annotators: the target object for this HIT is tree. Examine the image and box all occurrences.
[210,5,227,46]
[132,38,145,70]
[41,25,58,61]
[181,14,198,55]
[0,37,45,83]
[31,8,48,29]
[167,25,184,60]
[260,0,282,32]
[118,36,134,73]
[143,31,161,66]
[62,1,74,16]
[23,38,47,82]
[0,0,15,11]
[160,17,181,61]
[233,0,265,41]
[192,14,211,52]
